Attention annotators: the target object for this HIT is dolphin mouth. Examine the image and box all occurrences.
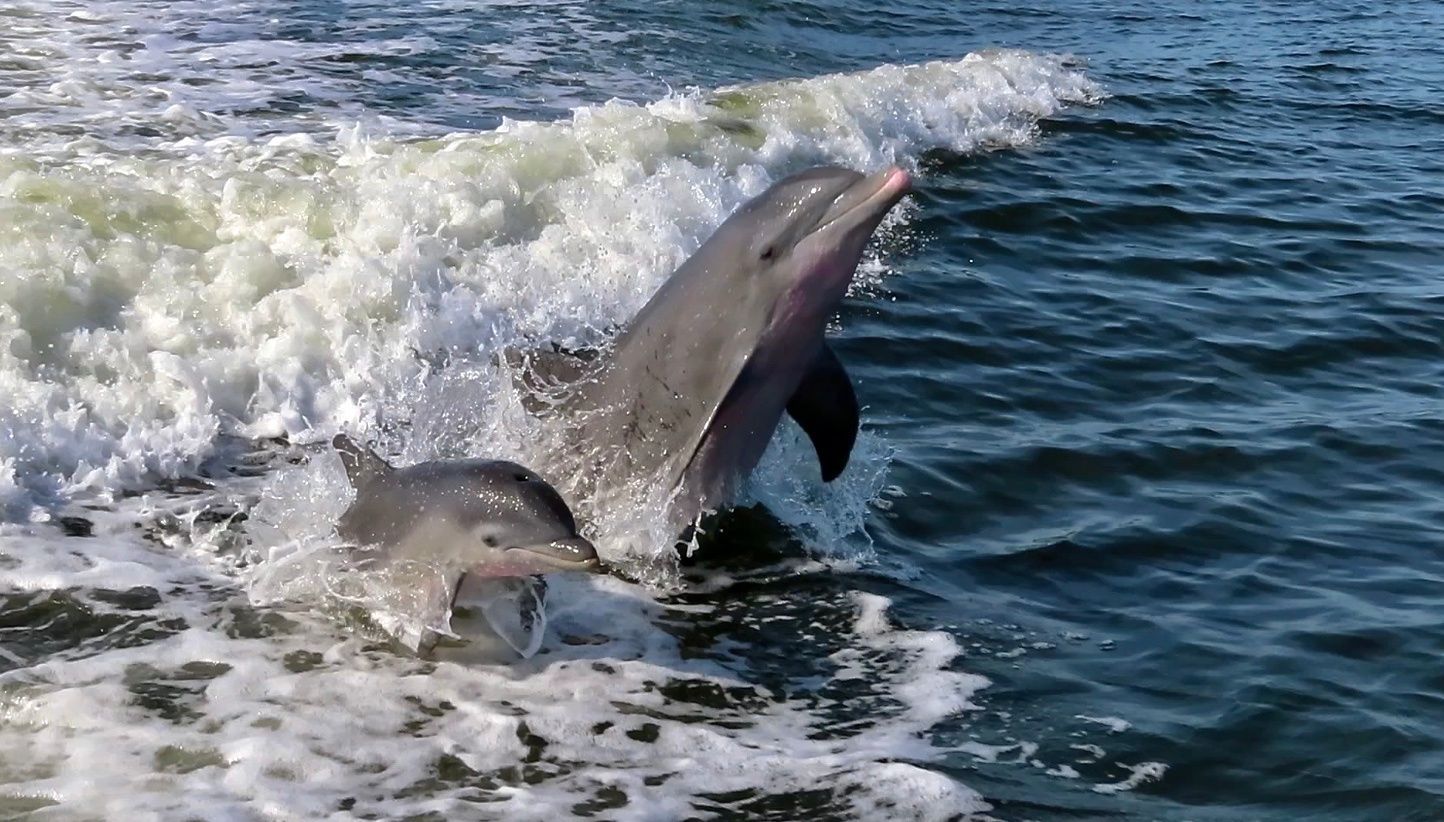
[808,166,912,237]
[501,537,602,573]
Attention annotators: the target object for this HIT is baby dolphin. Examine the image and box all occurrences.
[331,434,600,653]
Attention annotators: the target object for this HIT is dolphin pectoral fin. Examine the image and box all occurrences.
[333,434,392,489]
[473,576,549,658]
[381,569,463,657]
[786,344,859,483]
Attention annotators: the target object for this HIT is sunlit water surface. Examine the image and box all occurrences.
[1,0,1441,819]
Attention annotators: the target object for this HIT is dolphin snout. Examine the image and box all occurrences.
[877,165,911,198]
[506,536,602,572]
[811,165,913,236]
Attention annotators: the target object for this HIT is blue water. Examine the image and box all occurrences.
[3,0,1443,818]
[834,5,1435,817]
[872,5,1444,817]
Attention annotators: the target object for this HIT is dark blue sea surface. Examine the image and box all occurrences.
[3,0,1442,818]
[874,5,1444,818]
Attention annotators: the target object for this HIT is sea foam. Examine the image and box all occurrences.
[0,50,1101,531]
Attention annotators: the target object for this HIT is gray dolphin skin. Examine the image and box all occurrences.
[513,165,912,539]
[331,434,600,649]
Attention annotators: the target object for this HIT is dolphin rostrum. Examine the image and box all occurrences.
[510,165,912,553]
[332,434,600,653]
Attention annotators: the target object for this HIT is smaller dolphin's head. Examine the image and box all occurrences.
[447,462,602,578]
[334,435,600,579]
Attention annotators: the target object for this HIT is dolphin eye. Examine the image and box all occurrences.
[514,473,531,482]
[483,536,499,547]
[760,245,776,261]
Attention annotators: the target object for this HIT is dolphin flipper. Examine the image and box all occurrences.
[786,344,859,482]
[473,576,549,658]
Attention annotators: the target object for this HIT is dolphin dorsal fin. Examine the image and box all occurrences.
[504,344,599,385]
[502,343,603,414]
[786,343,859,482]
[333,434,391,488]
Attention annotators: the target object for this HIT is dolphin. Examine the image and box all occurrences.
[331,434,600,653]
[509,165,912,550]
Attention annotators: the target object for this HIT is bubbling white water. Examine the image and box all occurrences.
[0,535,997,819]
[0,50,1101,531]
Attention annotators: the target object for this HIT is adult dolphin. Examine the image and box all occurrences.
[511,165,912,550]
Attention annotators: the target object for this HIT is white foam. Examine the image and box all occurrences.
[1076,714,1133,734]
[0,49,1101,540]
[0,561,997,819]
[1092,761,1168,795]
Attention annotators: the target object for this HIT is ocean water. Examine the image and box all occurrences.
[1,0,1441,819]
